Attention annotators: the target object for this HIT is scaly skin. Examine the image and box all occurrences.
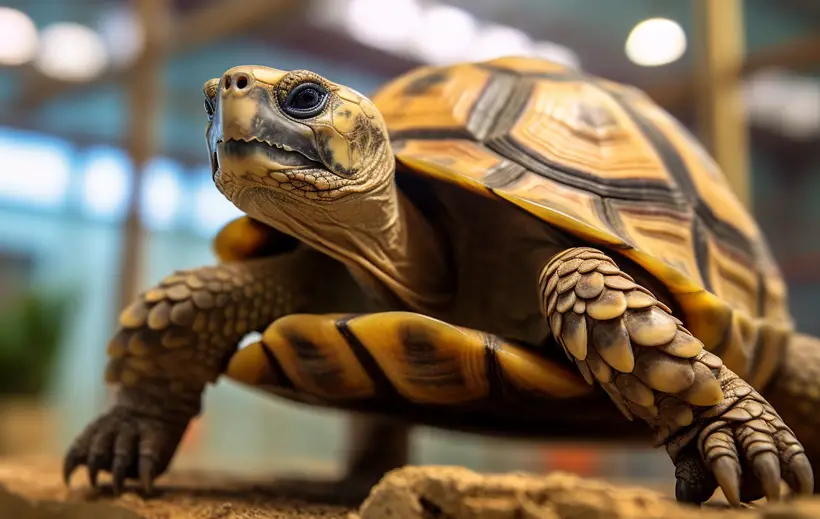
[64,246,356,494]
[540,247,813,505]
[765,333,820,492]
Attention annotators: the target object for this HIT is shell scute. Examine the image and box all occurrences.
[375,56,790,383]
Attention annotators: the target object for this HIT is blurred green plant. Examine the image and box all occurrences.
[0,289,73,395]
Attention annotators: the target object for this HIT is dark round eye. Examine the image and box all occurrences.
[282,82,328,119]
[204,99,215,119]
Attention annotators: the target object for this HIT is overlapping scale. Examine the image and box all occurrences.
[541,247,726,428]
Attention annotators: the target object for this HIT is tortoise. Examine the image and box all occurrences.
[64,56,818,506]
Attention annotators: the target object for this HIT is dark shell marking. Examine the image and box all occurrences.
[371,55,791,387]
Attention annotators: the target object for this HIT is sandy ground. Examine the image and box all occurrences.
[0,457,354,518]
[1,458,820,518]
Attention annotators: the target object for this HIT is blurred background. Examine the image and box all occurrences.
[0,0,818,495]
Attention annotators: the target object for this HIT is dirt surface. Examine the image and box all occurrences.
[0,458,353,519]
[1,459,820,518]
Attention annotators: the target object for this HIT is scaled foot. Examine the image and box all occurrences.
[540,247,814,505]
[63,406,188,495]
[63,253,328,497]
[669,366,814,505]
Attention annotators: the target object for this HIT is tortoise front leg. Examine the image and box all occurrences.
[539,247,814,505]
[63,246,350,495]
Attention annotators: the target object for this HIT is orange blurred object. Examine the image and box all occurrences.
[541,446,600,477]
[181,416,203,450]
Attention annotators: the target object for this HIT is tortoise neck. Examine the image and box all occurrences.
[332,179,453,311]
[242,147,453,310]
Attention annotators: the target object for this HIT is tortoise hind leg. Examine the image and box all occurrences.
[226,311,594,500]
[540,247,814,505]
[341,415,411,499]
[763,332,820,492]
[227,312,593,410]
[226,314,410,504]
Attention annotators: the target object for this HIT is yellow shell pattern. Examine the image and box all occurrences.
[369,56,792,387]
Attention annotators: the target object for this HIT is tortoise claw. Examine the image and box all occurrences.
[111,428,136,496]
[62,447,84,485]
[784,452,815,496]
[671,371,814,506]
[86,430,114,488]
[139,455,158,496]
[752,451,781,502]
[711,456,741,506]
[62,407,185,496]
[87,461,100,488]
[111,457,128,496]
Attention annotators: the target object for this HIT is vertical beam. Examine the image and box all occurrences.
[116,0,169,313]
[693,0,751,208]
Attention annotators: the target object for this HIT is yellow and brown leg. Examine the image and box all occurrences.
[540,247,814,505]
[63,246,357,495]
[226,311,595,496]
[228,312,592,408]
[764,333,820,492]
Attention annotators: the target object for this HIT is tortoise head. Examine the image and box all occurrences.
[203,66,393,234]
[202,66,449,308]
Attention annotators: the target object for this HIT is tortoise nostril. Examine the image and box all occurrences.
[223,72,251,93]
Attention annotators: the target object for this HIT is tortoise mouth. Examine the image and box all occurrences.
[213,137,345,197]
[218,138,323,170]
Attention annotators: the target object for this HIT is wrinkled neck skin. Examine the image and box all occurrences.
[234,147,453,312]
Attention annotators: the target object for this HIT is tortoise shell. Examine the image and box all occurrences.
[216,56,792,389]
[371,55,792,386]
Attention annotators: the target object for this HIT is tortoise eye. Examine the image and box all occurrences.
[282,82,328,119]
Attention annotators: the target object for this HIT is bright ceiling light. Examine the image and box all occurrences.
[412,4,477,65]
[779,83,820,138]
[743,69,789,121]
[345,0,421,52]
[533,41,581,69]
[97,6,144,68]
[34,22,108,81]
[744,70,820,139]
[469,24,533,62]
[625,18,686,67]
[0,8,38,66]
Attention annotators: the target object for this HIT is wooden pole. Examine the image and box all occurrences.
[116,0,169,313]
[647,32,820,111]
[692,0,751,208]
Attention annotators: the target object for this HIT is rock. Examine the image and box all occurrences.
[359,466,820,519]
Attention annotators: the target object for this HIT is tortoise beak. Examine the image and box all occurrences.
[208,67,322,169]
